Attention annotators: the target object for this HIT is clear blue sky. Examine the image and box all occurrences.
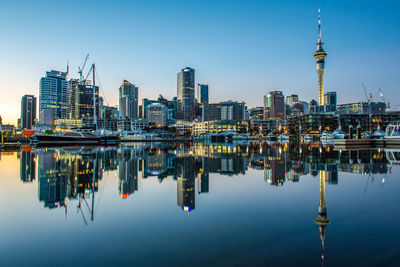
[0,0,399,124]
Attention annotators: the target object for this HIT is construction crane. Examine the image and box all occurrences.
[78,54,90,82]
[378,88,390,110]
[361,82,374,103]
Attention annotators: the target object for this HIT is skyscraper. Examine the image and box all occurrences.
[177,67,195,121]
[313,8,328,106]
[20,94,36,129]
[264,91,284,119]
[39,70,68,122]
[119,80,139,119]
[197,84,209,104]
[75,83,100,119]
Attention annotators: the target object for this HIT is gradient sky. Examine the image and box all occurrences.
[0,0,399,124]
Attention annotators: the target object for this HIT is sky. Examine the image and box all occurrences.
[0,0,399,124]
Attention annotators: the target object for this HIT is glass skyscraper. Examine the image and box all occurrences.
[197,84,209,104]
[20,94,36,129]
[119,80,139,119]
[177,67,195,121]
[39,70,68,122]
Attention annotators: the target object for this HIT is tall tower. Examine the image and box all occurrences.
[313,8,328,106]
[177,67,195,121]
[315,170,330,262]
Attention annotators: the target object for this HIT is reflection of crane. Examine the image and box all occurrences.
[378,88,390,110]
[78,54,90,82]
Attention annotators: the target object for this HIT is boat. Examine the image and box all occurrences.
[384,122,400,139]
[332,129,346,139]
[320,130,334,145]
[120,131,147,141]
[33,131,102,145]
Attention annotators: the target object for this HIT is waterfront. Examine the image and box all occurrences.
[1,143,400,266]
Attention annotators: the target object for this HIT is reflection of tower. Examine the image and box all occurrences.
[198,158,209,194]
[118,151,138,199]
[313,8,328,106]
[176,157,195,212]
[315,170,330,262]
[20,151,36,182]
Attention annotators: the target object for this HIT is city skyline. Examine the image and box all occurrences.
[1,1,400,124]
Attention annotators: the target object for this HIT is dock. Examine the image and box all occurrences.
[334,139,400,149]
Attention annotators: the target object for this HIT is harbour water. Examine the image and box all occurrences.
[1,143,400,266]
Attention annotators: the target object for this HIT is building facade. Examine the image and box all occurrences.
[119,80,139,119]
[39,70,68,122]
[197,84,209,104]
[202,101,246,121]
[264,91,284,119]
[20,95,37,129]
[177,67,195,121]
[146,103,168,127]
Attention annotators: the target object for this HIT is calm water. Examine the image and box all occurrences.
[1,143,400,267]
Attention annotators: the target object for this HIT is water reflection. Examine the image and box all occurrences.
[6,143,399,264]
[15,144,396,210]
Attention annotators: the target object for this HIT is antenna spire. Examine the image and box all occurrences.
[318,8,322,43]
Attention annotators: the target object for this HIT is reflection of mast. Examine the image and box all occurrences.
[315,170,330,264]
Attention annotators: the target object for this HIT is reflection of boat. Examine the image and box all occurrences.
[266,132,277,141]
[277,135,289,143]
[385,149,400,165]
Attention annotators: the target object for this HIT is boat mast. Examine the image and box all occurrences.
[92,63,97,130]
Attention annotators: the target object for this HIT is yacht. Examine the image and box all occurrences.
[384,122,400,139]
[332,129,346,139]
[120,131,147,141]
[320,130,334,145]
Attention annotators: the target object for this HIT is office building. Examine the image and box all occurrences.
[202,101,245,121]
[20,94,36,129]
[39,70,68,122]
[286,94,299,106]
[146,103,168,127]
[119,80,139,119]
[177,67,195,121]
[75,83,100,119]
[197,84,209,104]
[264,91,284,119]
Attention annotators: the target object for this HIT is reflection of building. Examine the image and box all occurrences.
[20,151,36,182]
[315,170,330,262]
[118,150,138,199]
[176,157,195,212]
[38,152,67,209]
[264,157,285,186]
